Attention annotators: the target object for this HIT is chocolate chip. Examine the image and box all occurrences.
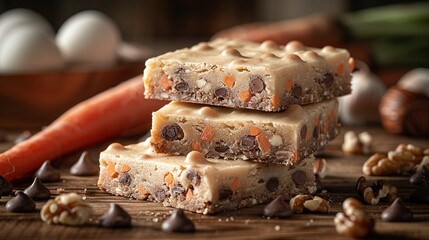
[266,177,279,192]
[0,175,13,196]
[410,165,429,186]
[174,82,189,92]
[249,75,265,93]
[23,177,51,201]
[291,85,302,98]
[381,198,413,222]
[214,88,229,101]
[238,135,257,152]
[119,173,132,186]
[172,184,185,196]
[161,209,195,233]
[263,196,292,218]
[292,171,307,186]
[100,203,132,228]
[313,125,320,139]
[70,151,99,176]
[154,188,166,201]
[323,72,334,88]
[214,141,229,153]
[35,160,61,182]
[300,125,307,140]
[174,67,186,75]
[162,124,184,141]
[5,192,36,213]
[14,130,31,144]
[410,180,429,203]
[218,187,233,200]
[186,170,201,186]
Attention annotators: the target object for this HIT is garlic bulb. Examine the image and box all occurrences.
[339,61,386,125]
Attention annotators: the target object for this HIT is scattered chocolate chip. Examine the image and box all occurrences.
[70,151,99,176]
[300,125,307,139]
[263,196,292,218]
[100,203,132,228]
[23,177,51,201]
[291,85,302,98]
[266,177,279,192]
[238,135,257,151]
[323,72,334,88]
[35,161,61,182]
[0,175,13,196]
[249,75,265,93]
[313,125,320,139]
[410,165,429,186]
[218,187,233,200]
[214,88,229,101]
[292,171,307,186]
[14,130,31,144]
[172,184,185,196]
[119,173,132,186]
[162,124,184,141]
[5,192,36,213]
[161,209,195,233]
[174,82,189,92]
[186,170,201,186]
[381,198,413,222]
[410,180,429,203]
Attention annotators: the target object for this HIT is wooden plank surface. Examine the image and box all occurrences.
[0,126,428,240]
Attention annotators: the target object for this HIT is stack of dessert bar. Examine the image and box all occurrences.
[98,39,353,214]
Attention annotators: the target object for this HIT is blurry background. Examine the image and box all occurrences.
[0,0,421,51]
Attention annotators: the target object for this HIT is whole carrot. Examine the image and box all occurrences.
[0,75,167,181]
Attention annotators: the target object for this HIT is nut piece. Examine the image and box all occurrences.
[334,198,374,238]
[313,158,328,178]
[303,196,330,212]
[363,143,427,176]
[356,176,397,205]
[342,131,372,155]
[290,194,312,213]
[41,192,92,226]
[290,194,330,213]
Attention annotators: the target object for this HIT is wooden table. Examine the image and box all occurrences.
[1,126,428,239]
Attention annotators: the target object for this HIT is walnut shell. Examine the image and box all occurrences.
[379,86,429,136]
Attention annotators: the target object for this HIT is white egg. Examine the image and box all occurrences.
[56,10,121,66]
[0,8,53,45]
[0,26,64,73]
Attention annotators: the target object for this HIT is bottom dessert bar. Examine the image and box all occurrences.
[98,139,316,214]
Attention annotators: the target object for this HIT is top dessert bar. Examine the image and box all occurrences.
[143,38,353,111]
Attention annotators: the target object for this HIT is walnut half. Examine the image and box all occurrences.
[41,192,92,226]
[334,198,374,238]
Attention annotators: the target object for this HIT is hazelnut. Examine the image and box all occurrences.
[379,86,429,136]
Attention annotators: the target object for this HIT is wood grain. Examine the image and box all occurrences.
[1,126,428,239]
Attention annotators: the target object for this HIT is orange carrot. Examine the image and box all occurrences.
[0,75,167,181]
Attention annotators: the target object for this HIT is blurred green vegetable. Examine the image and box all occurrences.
[341,2,429,67]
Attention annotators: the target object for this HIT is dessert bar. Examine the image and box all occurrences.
[143,38,352,111]
[98,139,316,214]
[151,99,339,165]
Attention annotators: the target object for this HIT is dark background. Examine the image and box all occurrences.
[0,0,423,43]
